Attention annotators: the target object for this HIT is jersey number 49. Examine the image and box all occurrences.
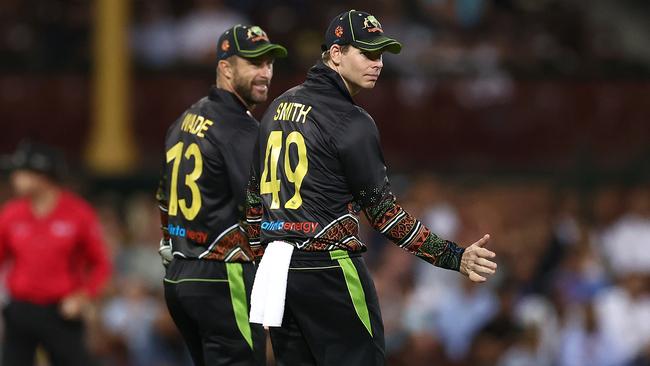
[260,131,308,210]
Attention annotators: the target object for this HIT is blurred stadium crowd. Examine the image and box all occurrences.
[1,0,650,365]
[3,176,650,366]
[2,0,650,75]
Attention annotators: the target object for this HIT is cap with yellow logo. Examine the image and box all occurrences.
[217,24,288,61]
[322,10,402,54]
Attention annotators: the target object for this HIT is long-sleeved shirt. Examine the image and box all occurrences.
[0,190,111,304]
[156,86,260,261]
[245,61,464,271]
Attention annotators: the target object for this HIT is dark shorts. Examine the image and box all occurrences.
[270,250,385,366]
[1,300,90,366]
[164,258,266,366]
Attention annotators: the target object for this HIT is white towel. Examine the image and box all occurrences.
[249,241,294,327]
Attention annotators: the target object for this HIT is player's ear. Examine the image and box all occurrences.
[329,44,343,66]
[218,59,234,80]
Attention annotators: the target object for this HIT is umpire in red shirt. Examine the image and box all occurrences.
[0,141,112,366]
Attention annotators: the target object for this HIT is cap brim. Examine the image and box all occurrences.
[353,36,402,54]
[238,43,288,59]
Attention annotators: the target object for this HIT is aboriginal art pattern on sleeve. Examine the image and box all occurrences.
[363,185,464,271]
[243,175,264,259]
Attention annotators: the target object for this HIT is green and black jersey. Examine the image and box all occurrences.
[245,62,464,271]
[157,87,258,262]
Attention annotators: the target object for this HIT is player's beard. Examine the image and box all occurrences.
[233,73,269,107]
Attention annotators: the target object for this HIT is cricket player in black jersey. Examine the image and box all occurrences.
[245,10,498,365]
[156,25,286,366]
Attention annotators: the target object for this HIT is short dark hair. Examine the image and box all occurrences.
[321,44,351,63]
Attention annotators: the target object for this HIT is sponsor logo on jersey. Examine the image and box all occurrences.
[168,224,208,244]
[50,220,75,237]
[261,220,319,234]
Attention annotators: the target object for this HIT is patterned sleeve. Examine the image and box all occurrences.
[155,158,170,241]
[243,135,264,259]
[334,108,464,271]
[364,187,464,270]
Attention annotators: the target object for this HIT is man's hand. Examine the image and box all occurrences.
[159,238,173,267]
[60,292,89,320]
[460,234,497,282]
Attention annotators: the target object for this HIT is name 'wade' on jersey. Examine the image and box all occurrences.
[157,87,259,262]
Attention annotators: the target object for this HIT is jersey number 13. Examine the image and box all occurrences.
[166,142,203,220]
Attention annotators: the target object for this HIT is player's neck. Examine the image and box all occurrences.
[340,77,360,96]
[30,185,61,218]
[325,61,360,96]
[216,79,255,111]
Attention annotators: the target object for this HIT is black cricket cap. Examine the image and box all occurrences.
[216,24,288,61]
[1,140,66,181]
[322,10,402,54]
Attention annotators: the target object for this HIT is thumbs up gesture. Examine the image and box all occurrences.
[460,234,497,283]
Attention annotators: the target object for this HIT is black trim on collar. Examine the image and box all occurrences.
[304,61,355,104]
[208,86,250,114]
